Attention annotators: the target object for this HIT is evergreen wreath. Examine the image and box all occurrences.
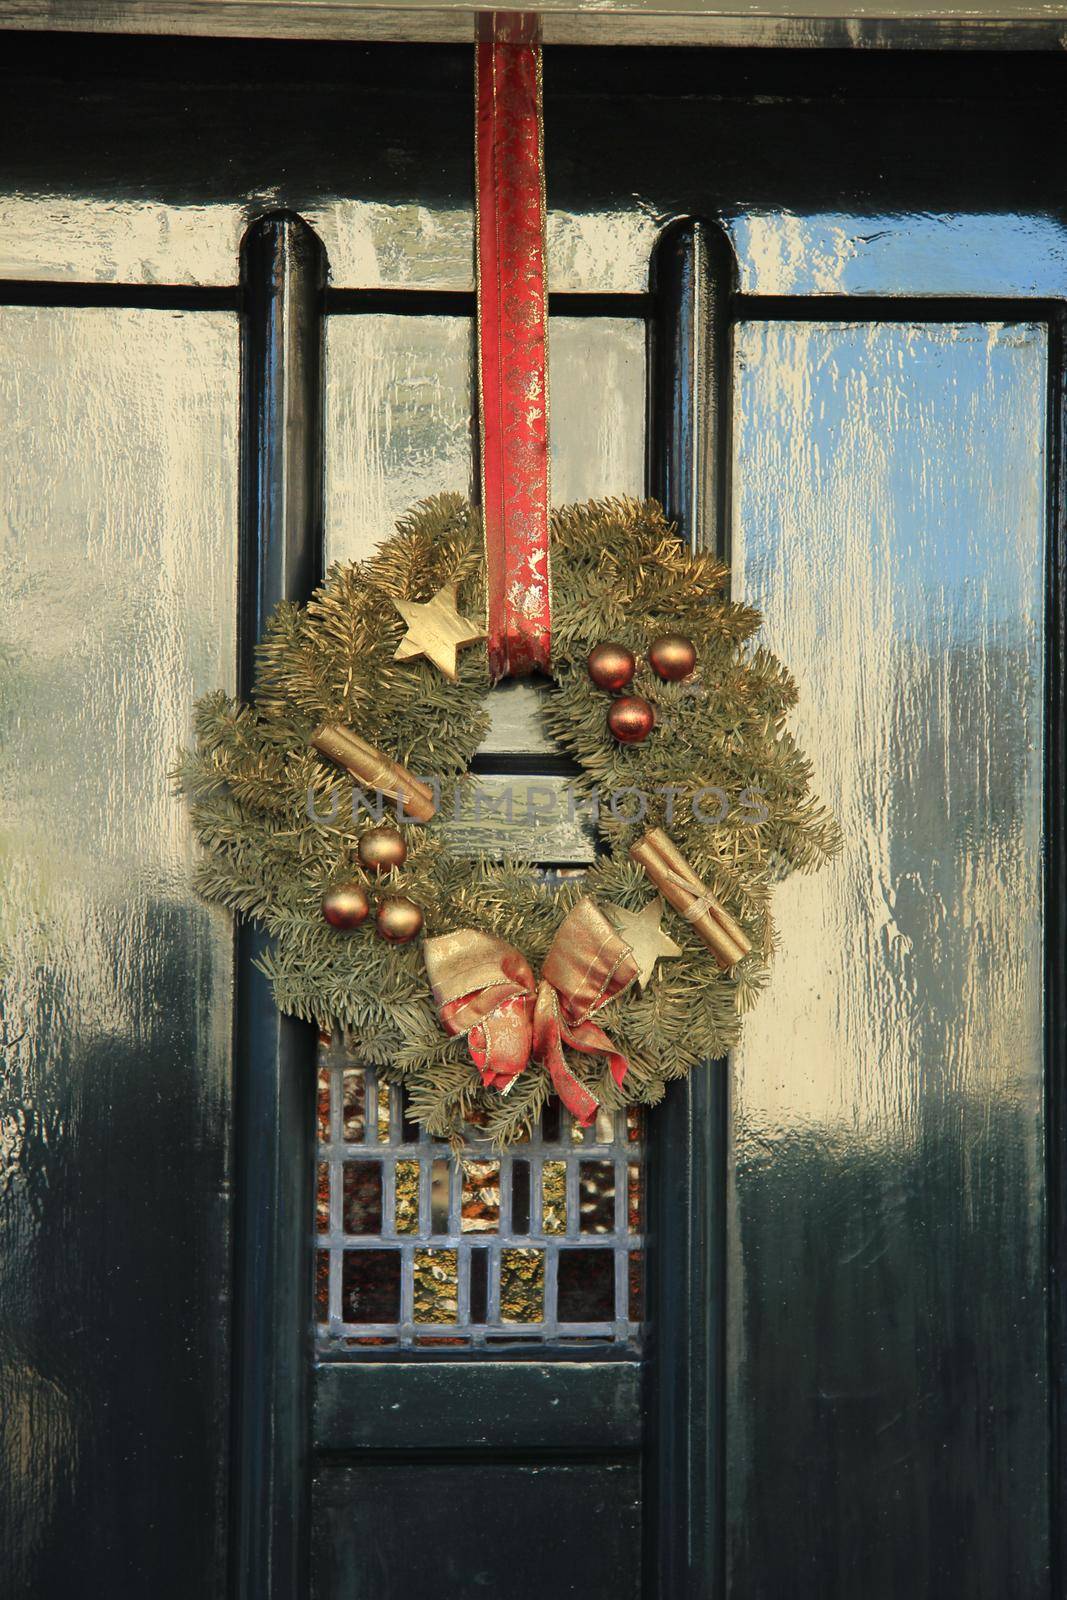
[176,494,840,1147]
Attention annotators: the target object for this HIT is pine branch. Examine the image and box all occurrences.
[179,493,841,1146]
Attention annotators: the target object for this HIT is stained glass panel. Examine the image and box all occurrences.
[314,1041,643,1348]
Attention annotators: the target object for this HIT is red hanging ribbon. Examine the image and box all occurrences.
[475,11,552,680]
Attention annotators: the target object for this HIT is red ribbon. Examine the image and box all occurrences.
[423,899,639,1124]
[475,11,552,681]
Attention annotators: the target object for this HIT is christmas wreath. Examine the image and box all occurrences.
[177,494,839,1148]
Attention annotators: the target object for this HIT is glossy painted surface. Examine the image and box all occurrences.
[2,36,1064,1599]
[314,1360,641,1451]
[324,311,645,763]
[324,313,645,565]
[644,219,733,1600]
[732,211,1067,300]
[313,283,648,1600]
[313,1459,641,1600]
[0,305,237,1592]
[729,319,1048,1594]
[323,315,472,555]
[5,41,1067,301]
[233,215,324,1600]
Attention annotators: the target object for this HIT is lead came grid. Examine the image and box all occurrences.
[314,1037,644,1350]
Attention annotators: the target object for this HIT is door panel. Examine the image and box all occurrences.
[323,314,645,565]
[6,44,1067,302]
[312,304,649,1596]
[313,1460,642,1600]
[0,304,237,1593]
[324,315,473,547]
[731,212,1067,299]
[0,34,1064,1600]
[730,318,1049,1593]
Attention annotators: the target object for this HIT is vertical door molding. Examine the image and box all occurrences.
[1047,305,1067,1600]
[232,212,326,1600]
[645,216,736,1600]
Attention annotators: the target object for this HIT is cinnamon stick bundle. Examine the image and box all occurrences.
[310,723,437,823]
[630,827,751,971]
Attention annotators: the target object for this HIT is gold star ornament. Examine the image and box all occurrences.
[608,896,683,991]
[392,583,485,681]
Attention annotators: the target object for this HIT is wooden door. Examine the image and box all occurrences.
[0,33,1060,1600]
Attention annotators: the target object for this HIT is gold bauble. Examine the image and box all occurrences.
[357,827,408,873]
[648,633,697,681]
[376,897,424,944]
[321,882,370,930]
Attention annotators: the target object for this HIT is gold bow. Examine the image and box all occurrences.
[423,898,639,1125]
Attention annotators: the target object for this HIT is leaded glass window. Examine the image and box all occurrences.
[315,1037,643,1350]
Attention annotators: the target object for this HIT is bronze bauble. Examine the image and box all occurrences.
[587,642,636,693]
[648,633,697,682]
[376,896,424,944]
[607,695,655,745]
[358,827,408,873]
[322,882,370,930]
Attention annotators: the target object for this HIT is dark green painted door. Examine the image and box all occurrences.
[0,33,1061,1600]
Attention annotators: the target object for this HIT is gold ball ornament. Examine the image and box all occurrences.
[587,642,636,693]
[357,827,408,873]
[607,695,655,745]
[321,882,370,930]
[648,633,697,681]
[376,897,424,944]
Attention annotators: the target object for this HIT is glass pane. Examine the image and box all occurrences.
[343,1162,383,1236]
[430,1159,450,1236]
[324,316,473,554]
[316,1066,331,1143]
[549,319,645,505]
[500,1249,545,1325]
[541,1161,567,1236]
[730,319,1047,1573]
[627,1251,643,1323]
[461,1161,500,1233]
[578,1162,615,1234]
[316,1163,330,1236]
[413,1250,459,1325]
[342,1251,401,1324]
[627,1163,642,1234]
[558,1251,614,1322]
[511,1162,531,1236]
[394,1160,420,1235]
[315,1250,330,1324]
[375,1083,391,1144]
[594,1108,616,1144]
[469,1249,489,1324]
[342,1070,365,1142]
